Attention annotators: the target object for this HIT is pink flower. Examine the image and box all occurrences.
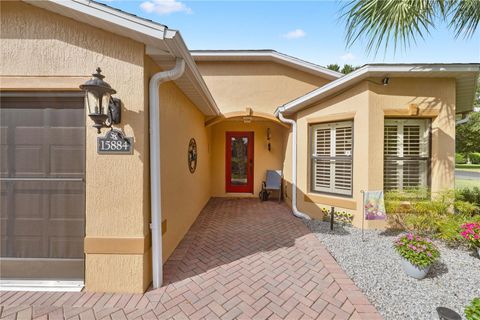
[460,222,480,245]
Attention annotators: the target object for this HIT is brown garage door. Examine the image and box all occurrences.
[0,93,85,281]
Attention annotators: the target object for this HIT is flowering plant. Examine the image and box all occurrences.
[460,222,480,248]
[321,208,354,224]
[393,233,440,268]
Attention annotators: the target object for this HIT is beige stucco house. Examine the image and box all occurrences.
[1,0,479,293]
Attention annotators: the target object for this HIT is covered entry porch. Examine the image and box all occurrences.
[207,109,290,199]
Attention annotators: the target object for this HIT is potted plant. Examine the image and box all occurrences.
[394,233,440,279]
[460,222,480,257]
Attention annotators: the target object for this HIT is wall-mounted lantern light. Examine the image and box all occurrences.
[80,67,121,133]
[382,77,390,86]
[242,116,252,124]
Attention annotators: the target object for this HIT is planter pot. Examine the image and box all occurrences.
[401,258,431,279]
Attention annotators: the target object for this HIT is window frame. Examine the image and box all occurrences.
[383,118,431,191]
[309,120,354,198]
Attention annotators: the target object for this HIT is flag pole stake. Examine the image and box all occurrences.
[361,190,365,242]
[330,206,334,231]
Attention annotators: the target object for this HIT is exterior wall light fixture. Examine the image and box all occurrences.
[382,77,390,86]
[242,116,252,124]
[80,68,121,133]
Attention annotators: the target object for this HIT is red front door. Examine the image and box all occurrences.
[226,131,254,193]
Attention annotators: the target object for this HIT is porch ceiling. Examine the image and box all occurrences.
[205,108,290,128]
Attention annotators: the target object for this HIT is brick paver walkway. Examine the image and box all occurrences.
[0,198,381,319]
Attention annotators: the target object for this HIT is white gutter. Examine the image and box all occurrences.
[150,58,186,289]
[276,108,311,220]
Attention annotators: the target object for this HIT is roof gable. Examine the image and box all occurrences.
[23,0,220,116]
[191,50,343,81]
[277,64,480,115]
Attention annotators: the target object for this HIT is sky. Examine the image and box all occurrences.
[100,0,480,67]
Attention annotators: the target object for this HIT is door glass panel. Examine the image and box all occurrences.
[230,137,248,186]
[0,94,85,280]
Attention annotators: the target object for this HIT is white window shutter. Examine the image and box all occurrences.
[333,124,353,195]
[311,121,353,196]
[384,125,400,190]
[312,126,332,193]
[384,119,429,191]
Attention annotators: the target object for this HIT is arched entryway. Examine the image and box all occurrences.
[206,109,290,198]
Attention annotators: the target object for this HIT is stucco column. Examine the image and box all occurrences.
[430,85,456,194]
[362,85,386,229]
[83,66,152,293]
[367,86,384,192]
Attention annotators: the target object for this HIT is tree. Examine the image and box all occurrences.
[326,63,360,74]
[456,111,480,157]
[474,79,480,111]
[342,0,480,54]
[341,64,357,74]
[326,64,340,72]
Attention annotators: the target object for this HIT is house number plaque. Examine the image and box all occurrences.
[97,129,134,154]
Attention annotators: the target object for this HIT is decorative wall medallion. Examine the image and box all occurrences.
[188,138,197,173]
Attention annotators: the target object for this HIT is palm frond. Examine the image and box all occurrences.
[341,0,445,55]
[448,0,480,38]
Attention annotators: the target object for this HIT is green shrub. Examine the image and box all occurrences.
[457,187,480,208]
[455,199,480,215]
[385,189,480,245]
[470,152,480,164]
[403,213,440,235]
[465,297,480,320]
[456,153,467,164]
[414,191,452,215]
[385,188,429,201]
[384,188,429,228]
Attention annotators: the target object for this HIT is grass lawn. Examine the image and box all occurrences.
[456,164,480,172]
[456,178,480,189]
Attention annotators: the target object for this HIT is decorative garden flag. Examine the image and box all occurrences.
[363,191,386,220]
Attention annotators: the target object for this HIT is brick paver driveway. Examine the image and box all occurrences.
[0,198,381,319]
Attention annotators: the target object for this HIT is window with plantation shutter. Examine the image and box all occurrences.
[311,121,353,196]
[384,119,430,191]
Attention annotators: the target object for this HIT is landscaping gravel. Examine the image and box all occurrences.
[304,220,480,320]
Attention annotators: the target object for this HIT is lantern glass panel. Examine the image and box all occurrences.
[86,91,99,114]
[100,92,111,115]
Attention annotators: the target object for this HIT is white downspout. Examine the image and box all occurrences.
[276,108,311,220]
[150,58,185,289]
